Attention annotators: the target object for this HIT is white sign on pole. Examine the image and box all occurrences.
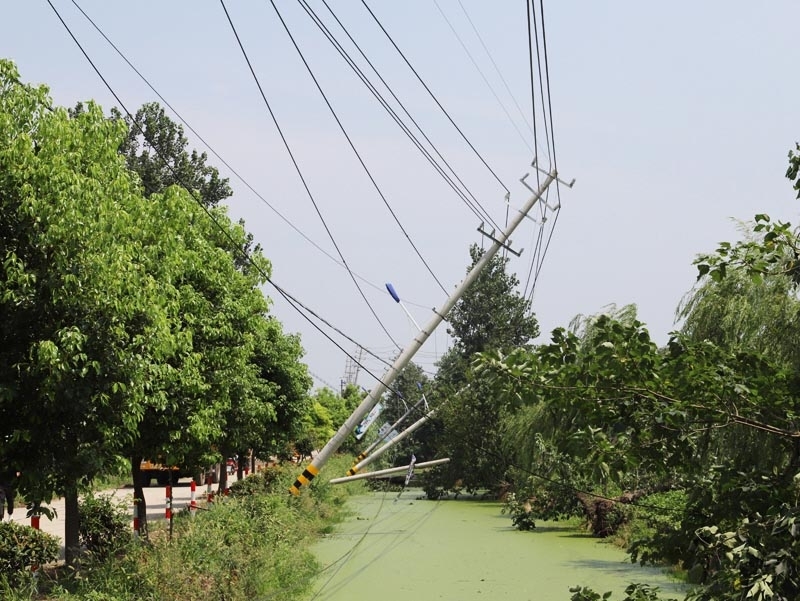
[355,402,384,440]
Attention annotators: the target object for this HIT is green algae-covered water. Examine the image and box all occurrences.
[312,490,687,600]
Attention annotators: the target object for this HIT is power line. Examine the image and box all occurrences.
[268,0,448,296]
[360,0,511,195]
[526,0,561,299]
[519,0,563,303]
[456,0,538,145]
[68,0,432,312]
[219,0,401,350]
[433,0,535,156]
[529,0,553,169]
[300,0,501,233]
[538,0,559,171]
[267,281,393,371]
[45,0,402,400]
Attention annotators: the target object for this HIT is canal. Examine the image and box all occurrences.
[312,489,687,600]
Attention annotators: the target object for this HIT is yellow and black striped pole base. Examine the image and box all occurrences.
[289,464,319,496]
[345,466,360,477]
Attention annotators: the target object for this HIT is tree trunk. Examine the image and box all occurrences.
[64,484,80,565]
[131,456,148,538]
[218,460,228,494]
[578,489,648,537]
[251,453,256,474]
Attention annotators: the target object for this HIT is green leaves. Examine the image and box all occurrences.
[0,61,311,531]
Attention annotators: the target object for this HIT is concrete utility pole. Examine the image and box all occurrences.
[289,170,557,495]
[329,458,450,485]
[346,407,436,476]
[353,395,427,463]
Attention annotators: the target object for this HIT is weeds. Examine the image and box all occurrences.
[0,455,365,600]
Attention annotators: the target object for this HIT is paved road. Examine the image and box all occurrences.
[3,474,243,558]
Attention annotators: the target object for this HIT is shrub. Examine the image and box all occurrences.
[502,492,537,530]
[0,520,59,587]
[569,583,677,601]
[626,490,688,567]
[228,465,284,498]
[79,492,131,558]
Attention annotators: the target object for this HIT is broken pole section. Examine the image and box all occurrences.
[329,458,451,484]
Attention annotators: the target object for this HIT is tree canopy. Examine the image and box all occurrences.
[423,243,540,495]
[0,60,312,559]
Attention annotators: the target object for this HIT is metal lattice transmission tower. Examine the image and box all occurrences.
[341,346,365,393]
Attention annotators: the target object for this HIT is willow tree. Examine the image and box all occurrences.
[680,232,800,370]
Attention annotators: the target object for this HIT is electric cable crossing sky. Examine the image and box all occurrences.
[289,170,558,495]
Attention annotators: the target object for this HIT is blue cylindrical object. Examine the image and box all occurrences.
[386,283,401,303]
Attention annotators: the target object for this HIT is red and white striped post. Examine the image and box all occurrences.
[206,474,213,503]
[165,485,172,520]
[133,498,141,536]
[190,480,197,517]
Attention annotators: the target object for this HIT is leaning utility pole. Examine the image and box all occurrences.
[289,170,557,495]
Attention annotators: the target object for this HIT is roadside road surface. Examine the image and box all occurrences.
[4,474,243,558]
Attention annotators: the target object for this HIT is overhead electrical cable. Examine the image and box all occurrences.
[267,280,393,370]
[528,202,561,302]
[432,0,534,156]
[219,0,402,350]
[67,0,432,312]
[539,0,559,171]
[360,0,511,196]
[527,0,562,299]
[267,0,448,296]
[317,0,500,229]
[529,0,553,169]
[522,211,547,299]
[520,0,543,297]
[522,0,563,302]
[456,0,538,144]
[300,0,501,232]
[46,0,402,397]
[525,0,542,172]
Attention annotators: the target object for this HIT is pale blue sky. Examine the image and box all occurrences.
[4,1,800,390]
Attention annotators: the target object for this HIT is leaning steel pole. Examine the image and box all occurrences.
[289,171,557,495]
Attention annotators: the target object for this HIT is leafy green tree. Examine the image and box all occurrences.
[112,102,231,207]
[426,244,539,496]
[681,237,800,370]
[297,385,363,460]
[218,313,312,488]
[0,61,180,561]
[242,319,312,465]
[1,64,311,546]
[478,309,800,591]
[446,244,540,358]
[372,363,431,467]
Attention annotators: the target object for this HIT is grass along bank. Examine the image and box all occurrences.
[1,455,366,601]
